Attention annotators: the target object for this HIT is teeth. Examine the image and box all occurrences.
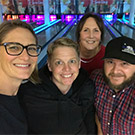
[86,40,95,44]
[63,74,72,78]
[15,64,29,67]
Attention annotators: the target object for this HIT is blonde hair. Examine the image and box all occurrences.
[0,19,40,84]
[29,65,41,84]
[47,37,80,61]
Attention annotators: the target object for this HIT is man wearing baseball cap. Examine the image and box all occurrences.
[90,36,135,135]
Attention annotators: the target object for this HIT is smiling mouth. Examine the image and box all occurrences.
[14,64,30,67]
[62,74,72,78]
[111,74,124,78]
[86,40,95,44]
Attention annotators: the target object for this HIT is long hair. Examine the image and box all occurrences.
[0,19,40,84]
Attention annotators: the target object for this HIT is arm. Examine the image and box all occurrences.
[95,113,103,135]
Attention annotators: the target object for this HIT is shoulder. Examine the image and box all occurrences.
[94,45,105,60]
[98,45,105,54]
[99,45,106,53]
[101,44,106,49]
[131,83,135,99]
[18,81,40,98]
[39,64,51,81]
[90,69,103,82]
[20,80,38,91]
[77,68,95,97]
[77,68,94,86]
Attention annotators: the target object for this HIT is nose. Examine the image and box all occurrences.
[63,63,70,71]
[111,63,120,74]
[88,31,94,38]
[19,49,30,60]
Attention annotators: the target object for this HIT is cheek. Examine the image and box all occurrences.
[31,57,38,66]
[80,32,87,39]
[96,34,101,41]
[2,54,15,65]
[74,69,79,79]
[125,70,135,79]
[0,55,15,74]
[104,65,110,76]
[94,31,101,38]
[33,57,38,62]
[73,65,80,74]
[0,49,9,60]
[52,66,61,74]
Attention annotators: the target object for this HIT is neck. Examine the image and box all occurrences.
[52,78,71,95]
[0,78,21,96]
[80,46,101,59]
[59,86,71,94]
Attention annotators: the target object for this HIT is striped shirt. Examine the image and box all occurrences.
[90,69,135,135]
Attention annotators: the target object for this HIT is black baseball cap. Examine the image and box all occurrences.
[103,36,135,64]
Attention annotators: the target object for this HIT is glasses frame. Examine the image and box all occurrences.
[0,42,42,57]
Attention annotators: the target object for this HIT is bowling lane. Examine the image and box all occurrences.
[34,20,68,46]
[109,20,135,38]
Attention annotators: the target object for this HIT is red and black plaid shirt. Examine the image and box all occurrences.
[90,69,135,135]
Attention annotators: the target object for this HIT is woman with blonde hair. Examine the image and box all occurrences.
[0,19,41,134]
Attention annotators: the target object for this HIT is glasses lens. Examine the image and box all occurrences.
[27,45,41,56]
[6,43,23,55]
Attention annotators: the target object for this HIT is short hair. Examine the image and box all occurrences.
[0,19,39,84]
[47,37,80,61]
[76,13,104,44]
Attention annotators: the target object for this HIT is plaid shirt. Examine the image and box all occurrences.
[90,69,135,135]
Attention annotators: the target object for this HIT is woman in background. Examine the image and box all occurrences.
[76,13,105,74]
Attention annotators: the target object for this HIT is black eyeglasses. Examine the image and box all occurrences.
[0,42,42,57]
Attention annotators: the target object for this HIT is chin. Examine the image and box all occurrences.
[63,81,73,85]
[19,75,30,80]
[110,80,123,86]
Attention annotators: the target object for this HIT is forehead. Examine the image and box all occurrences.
[6,27,31,36]
[84,17,98,26]
[52,46,78,57]
[53,46,76,53]
[3,27,36,44]
[6,27,28,33]
[105,58,127,63]
[104,58,135,66]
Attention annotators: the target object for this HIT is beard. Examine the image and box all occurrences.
[103,70,135,92]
